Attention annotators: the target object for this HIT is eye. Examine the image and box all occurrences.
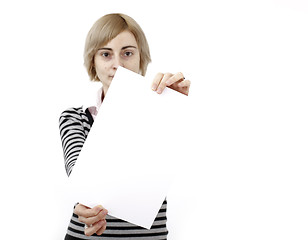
[101,52,110,57]
[124,51,133,57]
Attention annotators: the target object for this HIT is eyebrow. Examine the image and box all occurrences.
[98,46,137,51]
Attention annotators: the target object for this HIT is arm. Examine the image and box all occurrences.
[59,107,88,176]
[59,107,107,236]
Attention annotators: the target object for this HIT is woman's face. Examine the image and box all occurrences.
[94,30,140,95]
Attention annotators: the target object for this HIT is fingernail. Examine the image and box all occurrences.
[157,88,162,94]
[95,205,103,214]
[152,84,157,91]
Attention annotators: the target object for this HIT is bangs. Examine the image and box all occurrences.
[94,15,128,49]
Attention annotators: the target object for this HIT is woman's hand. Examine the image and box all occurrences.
[74,204,108,236]
[151,72,191,96]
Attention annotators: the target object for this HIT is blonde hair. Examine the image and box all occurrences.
[84,13,151,81]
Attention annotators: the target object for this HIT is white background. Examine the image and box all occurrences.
[0,0,307,239]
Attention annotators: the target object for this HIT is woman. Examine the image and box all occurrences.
[59,13,191,239]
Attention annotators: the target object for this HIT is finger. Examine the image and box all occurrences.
[79,208,108,226]
[157,73,173,94]
[151,73,164,91]
[167,79,191,96]
[75,204,104,218]
[165,72,185,86]
[178,79,191,88]
[85,220,106,236]
[96,220,107,235]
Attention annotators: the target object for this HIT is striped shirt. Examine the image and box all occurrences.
[59,106,168,240]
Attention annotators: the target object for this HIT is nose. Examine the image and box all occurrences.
[112,56,124,70]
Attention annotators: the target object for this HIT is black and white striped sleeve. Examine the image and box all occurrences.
[59,107,92,176]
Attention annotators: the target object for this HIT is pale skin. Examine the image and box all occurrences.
[75,30,191,236]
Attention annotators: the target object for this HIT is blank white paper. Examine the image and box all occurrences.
[68,67,189,229]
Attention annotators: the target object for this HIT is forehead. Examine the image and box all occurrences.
[101,31,138,49]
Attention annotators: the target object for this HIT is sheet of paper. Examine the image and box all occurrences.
[68,67,189,229]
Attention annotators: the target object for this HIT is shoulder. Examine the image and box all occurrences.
[59,106,93,130]
[60,106,84,121]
